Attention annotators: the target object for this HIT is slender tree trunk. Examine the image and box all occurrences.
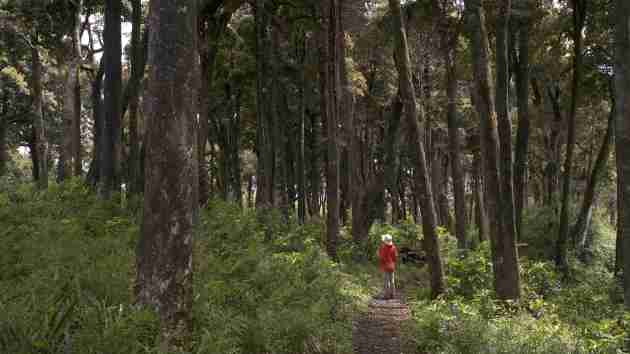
[232,92,243,207]
[473,150,489,243]
[61,52,75,179]
[615,175,623,276]
[87,59,105,186]
[571,104,614,252]
[128,0,143,195]
[309,111,322,216]
[556,0,586,270]
[102,0,122,197]
[297,34,307,223]
[445,49,467,249]
[465,0,520,300]
[31,46,48,189]
[389,0,444,298]
[71,0,83,177]
[0,119,6,176]
[135,0,198,350]
[513,10,530,238]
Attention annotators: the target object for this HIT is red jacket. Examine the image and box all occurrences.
[378,244,397,272]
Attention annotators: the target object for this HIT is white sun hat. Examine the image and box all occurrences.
[381,234,393,244]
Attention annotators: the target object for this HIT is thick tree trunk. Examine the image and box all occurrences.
[31,46,48,189]
[102,0,123,197]
[571,105,614,252]
[339,0,354,225]
[135,0,198,350]
[513,12,530,239]
[496,0,518,256]
[389,0,444,298]
[556,0,586,270]
[320,0,341,261]
[254,0,274,209]
[465,0,520,300]
[445,50,467,249]
[613,0,630,310]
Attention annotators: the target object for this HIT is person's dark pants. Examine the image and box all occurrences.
[383,271,395,298]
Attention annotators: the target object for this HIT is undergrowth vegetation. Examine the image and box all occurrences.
[0,180,627,353]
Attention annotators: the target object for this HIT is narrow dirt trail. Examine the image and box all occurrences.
[352,295,410,354]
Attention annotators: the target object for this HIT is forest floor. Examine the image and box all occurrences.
[1,180,628,353]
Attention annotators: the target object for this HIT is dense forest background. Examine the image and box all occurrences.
[2,0,630,353]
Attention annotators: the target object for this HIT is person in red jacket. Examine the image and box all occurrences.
[377,233,398,300]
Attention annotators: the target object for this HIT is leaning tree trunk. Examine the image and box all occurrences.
[445,48,467,249]
[31,46,48,189]
[571,102,614,253]
[389,0,444,298]
[102,0,122,197]
[135,0,198,350]
[556,0,586,270]
[465,0,520,300]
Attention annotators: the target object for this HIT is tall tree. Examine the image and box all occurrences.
[513,0,531,238]
[464,0,520,300]
[31,45,48,189]
[440,7,467,249]
[495,0,518,252]
[102,0,122,197]
[127,0,144,195]
[556,0,586,270]
[320,0,341,260]
[135,0,198,350]
[389,0,444,298]
[612,0,630,311]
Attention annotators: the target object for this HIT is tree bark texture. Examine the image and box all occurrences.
[135,0,198,351]
[495,0,519,258]
[465,0,520,300]
[320,0,341,261]
[513,9,530,239]
[613,0,630,309]
[102,0,123,197]
[445,49,467,249]
[31,46,48,189]
[389,0,444,299]
[128,0,144,195]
